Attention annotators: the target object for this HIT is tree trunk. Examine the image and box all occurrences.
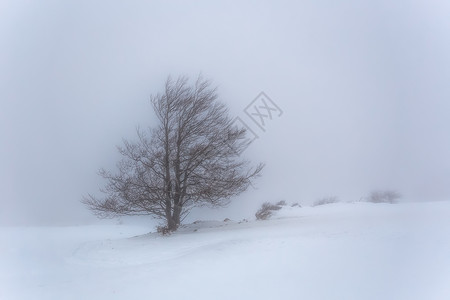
[165,204,181,231]
[165,198,176,231]
[172,204,182,228]
[167,217,178,231]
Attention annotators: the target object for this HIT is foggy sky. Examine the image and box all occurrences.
[1,0,450,225]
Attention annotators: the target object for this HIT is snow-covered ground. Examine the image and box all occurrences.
[1,201,449,300]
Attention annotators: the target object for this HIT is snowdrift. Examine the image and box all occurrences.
[1,201,449,300]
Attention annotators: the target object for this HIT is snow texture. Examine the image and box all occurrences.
[1,201,449,299]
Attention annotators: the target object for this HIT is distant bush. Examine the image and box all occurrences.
[367,190,401,203]
[276,200,287,206]
[291,202,301,207]
[313,196,339,207]
[255,202,282,220]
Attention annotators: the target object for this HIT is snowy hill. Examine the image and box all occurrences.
[1,201,449,300]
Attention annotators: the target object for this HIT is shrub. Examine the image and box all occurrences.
[276,200,287,206]
[156,225,172,235]
[367,190,401,203]
[255,202,282,220]
[313,196,339,207]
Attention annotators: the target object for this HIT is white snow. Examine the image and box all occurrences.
[1,201,449,300]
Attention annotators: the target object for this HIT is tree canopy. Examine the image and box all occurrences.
[83,76,264,231]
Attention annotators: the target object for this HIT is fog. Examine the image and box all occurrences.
[1,0,450,225]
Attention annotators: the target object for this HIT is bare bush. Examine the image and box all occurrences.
[313,196,339,207]
[255,202,282,220]
[156,225,172,236]
[367,190,401,203]
[276,200,287,206]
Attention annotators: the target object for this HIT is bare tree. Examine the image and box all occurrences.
[83,76,264,231]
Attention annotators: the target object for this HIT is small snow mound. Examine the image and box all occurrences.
[178,220,233,232]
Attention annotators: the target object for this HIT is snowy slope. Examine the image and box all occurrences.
[1,201,449,300]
